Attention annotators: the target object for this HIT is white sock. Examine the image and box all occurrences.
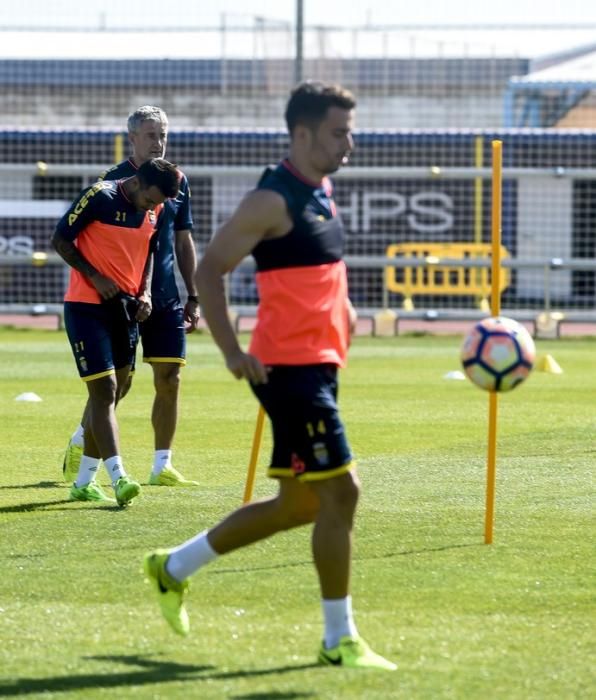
[74,455,101,487]
[166,530,218,582]
[71,424,85,448]
[104,455,126,485]
[151,449,172,477]
[322,596,358,649]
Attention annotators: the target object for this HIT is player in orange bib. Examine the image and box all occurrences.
[143,84,396,671]
[53,158,180,507]
[61,106,200,489]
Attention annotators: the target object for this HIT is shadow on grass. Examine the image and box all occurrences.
[212,542,481,576]
[0,481,76,513]
[0,481,141,513]
[231,693,317,699]
[0,500,141,514]
[370,541,481,559]
[0,654,319,697]
[0,498,74,514]
[0,481,62,490]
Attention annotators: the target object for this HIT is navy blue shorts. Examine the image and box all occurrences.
[250,364,353,482]
[140,299,186,365]
[64,301,138,381]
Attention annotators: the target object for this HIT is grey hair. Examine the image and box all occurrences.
[127,106,168,134]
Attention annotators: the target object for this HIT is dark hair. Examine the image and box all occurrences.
[136,158,180,198]
[284,81,356,135]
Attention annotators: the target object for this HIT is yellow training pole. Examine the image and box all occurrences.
[474,136,486,310]
[243,405,266,504]
[113,133,124,164]
[485,140,502,544]
[474,136,484,246]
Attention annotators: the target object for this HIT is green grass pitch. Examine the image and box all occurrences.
[0,327,594,699]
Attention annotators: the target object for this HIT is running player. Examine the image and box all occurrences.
[143,83,396,670]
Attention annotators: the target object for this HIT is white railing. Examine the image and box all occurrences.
[1,252,594,336]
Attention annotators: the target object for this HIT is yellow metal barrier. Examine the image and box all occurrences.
[384,242,510,311]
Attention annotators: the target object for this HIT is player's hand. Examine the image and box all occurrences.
[184,299,201,334]
[225,349,268,384]
[91,273,120,300]
[135,293,152,322]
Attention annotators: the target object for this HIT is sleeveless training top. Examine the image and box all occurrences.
[248,159,349,367]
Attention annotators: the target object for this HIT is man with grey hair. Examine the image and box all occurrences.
[62,105,200,494]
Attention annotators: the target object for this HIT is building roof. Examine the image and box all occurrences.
[505,48,596,126]
[511,49,596,88]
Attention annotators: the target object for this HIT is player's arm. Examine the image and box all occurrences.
[135,243,155,322]
[173,176,200,331]
[174,229,200,332]
[51,186,119,299]
[196,188,288,384]
[51,234,99,280]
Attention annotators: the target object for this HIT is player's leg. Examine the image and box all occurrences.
[150,361,180,456]
[145,366,315,602]
[144,367,318,634]
[143,477,318,635]
[63,355,132,482]
[194,476,320,556]
[68,401,112,503]
[142,303,197,486]
[308,471,395,669]
[311,481,396,670]
[63,302,113,502]
[287,365,396,671]
[103,314,143,506]
[151,362,180,448]
[148,361,199,485]
[82,362,134,459]
[83,372,121,461]
[310,470,359,600]
[66,301,140,506]
[78,366,137,506]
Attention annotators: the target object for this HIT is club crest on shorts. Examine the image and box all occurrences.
[313,442,330,466]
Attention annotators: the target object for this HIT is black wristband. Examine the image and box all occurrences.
[187,295,199,303]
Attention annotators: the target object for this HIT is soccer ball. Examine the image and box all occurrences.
[460,316,536,392]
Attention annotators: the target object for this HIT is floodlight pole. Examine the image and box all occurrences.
[485,140,503,544]
[295,0,304,84]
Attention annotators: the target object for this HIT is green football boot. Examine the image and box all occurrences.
[143,550,190,636]
[62,440,83,482]
[69,481,115,503]
[148,465,199,487]
[318,636,397,671]
[113,476,141,507]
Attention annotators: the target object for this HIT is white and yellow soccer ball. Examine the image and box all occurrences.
[460,316,536,392]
